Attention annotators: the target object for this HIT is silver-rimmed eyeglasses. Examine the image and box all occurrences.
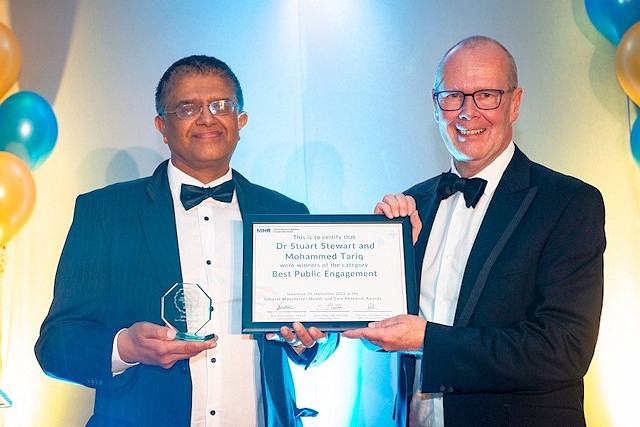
[164,99,238,120]
[432,89,513,111]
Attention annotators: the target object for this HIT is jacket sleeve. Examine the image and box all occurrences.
[284,333,341,368]
[34,194,118,390]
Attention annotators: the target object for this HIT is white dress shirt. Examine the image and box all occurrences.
[409,143,515,427]
[167,163,263,427]
[110,161,263,427]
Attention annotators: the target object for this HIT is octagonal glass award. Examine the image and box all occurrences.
[161,282,215,341]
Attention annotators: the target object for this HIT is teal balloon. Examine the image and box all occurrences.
[632,116,640,165]
[0,91,58,170]
[585,0,640,45]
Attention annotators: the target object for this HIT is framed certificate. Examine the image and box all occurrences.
[242,214,417,332]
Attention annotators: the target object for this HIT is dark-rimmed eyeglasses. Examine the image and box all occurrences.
[164,99,238,120]
[432,89,513,111]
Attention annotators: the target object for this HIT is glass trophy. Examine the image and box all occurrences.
[0,388,11,408]
[161,282,215,341]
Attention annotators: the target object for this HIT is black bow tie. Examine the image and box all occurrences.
[180,180,235,210]
[436,172,487,208]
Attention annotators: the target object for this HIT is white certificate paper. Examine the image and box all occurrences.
[242,215,415,332]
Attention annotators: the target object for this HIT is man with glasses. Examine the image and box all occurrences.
[35,55,338,426]
[344,36,605,426]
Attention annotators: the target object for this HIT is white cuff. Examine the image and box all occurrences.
[112,328,139,376]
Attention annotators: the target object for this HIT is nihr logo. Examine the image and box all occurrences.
[256,228,271,233]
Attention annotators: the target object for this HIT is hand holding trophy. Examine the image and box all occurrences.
[161,283,215,341]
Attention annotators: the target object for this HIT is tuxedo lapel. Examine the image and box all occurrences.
[231,169,315,426]
[233,170,260,216]
[139,161,182,291]
[455,148,537,326]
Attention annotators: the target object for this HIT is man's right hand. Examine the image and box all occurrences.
[374,193,422,244]
[342,314,427,353]
[118,321,217,369]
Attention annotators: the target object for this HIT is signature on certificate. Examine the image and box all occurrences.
[316,302,343,311]
[277,302,295,311]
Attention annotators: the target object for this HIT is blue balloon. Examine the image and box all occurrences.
[0,91,58,170]
[585,0,640,45]
[632,116,640,166]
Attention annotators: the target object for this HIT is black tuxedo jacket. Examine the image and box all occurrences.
[35,160,338,427]
[399,146,605,426]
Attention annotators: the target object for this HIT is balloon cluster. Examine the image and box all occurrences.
[0,22,57,247]
[586,0,640,164]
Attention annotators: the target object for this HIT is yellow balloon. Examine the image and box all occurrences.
[0,151,36,246]
[616,21,640,107]
[0,22,22,99]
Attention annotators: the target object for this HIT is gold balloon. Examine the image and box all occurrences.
[0,151,36,246]
[616,21,640,107]
[0,22,22,99]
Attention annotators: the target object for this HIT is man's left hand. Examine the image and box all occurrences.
[266,321,327,353]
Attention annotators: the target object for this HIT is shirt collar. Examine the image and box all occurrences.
[450,141,515,198]
[167,160,233,200]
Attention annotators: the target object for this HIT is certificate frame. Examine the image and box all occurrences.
[242,214,417,333]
